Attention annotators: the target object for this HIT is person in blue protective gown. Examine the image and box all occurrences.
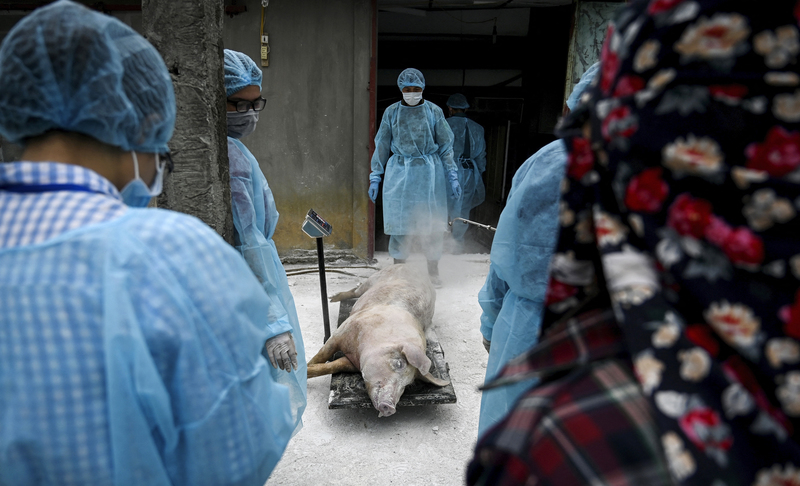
[369,68,461,288]
[0,2,297,485]
[223,48,307,434]
[444,93,487,254]
[476,63,600,437]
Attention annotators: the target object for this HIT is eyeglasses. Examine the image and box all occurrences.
[157,152,174,173]
[228,97,266,113]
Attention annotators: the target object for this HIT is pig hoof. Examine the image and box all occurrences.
[377,402,396,417]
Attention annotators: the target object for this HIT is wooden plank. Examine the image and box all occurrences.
[328,298,457,410]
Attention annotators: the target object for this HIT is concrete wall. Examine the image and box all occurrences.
[222,0,373,258]
[0,1,373,257]
[564,1,624,103]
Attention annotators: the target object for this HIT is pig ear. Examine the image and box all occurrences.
[402,345,450,387]
[418,372,449,387]
[402,344,431,372]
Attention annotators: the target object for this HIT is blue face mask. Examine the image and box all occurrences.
[119,152,166,208]
[227,110,259,139]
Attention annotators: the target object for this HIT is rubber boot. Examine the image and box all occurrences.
[427,260,442,289]
[393,258,406,265]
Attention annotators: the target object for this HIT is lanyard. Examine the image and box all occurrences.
[0,183,100,194]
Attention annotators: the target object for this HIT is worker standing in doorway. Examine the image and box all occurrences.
[445,93,486,254]
[369,68,461,288]
[223,49,307,433]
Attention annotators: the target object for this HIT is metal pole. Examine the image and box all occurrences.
[448,217,497,232]
[317,237,331,343]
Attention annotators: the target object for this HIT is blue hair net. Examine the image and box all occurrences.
[397,68,425,90]
[224,49,263,97]
[447,93,469,109]
[566,62,600,111]
[0,0,175,153]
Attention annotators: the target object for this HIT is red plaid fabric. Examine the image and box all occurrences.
[467,310,674,486]
[483,308,624,389]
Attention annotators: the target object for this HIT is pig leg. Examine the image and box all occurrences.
[330,278,371,302]
[307,335,342,365]
[307,356,358,378]
[330,287,358,302]
[306,334,359,378]
[307,334,358,372]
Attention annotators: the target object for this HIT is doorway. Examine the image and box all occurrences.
[372,2,574,253]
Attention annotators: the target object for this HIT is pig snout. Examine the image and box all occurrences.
[365,380,405,418]
[377,402,396,417]
[368,385,400,418]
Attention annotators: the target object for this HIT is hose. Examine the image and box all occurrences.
[285,268,362,277]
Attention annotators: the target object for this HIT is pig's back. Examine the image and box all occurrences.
[351,265,435,326]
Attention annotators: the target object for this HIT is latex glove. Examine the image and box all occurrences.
[447,170,462,199]
[482,337,491,353]
[368,180,380,203]
[265,331,298,371]
[451,179,462,199]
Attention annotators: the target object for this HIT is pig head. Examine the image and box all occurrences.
[307,264,449,417]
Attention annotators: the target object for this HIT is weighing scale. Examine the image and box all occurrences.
[301,209,333,342]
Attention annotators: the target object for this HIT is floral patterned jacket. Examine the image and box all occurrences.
[550,0,800,484]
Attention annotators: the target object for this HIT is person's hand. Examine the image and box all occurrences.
[482,337,491,353]
[447,170,462,199]
[265,331,298,371]
[368,181,380,203]
[450,179,462,199]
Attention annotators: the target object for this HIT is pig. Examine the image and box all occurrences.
[306,264,449,417]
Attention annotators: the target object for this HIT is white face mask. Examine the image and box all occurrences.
[403,91,423,106]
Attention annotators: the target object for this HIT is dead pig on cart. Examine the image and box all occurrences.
[306,264,450,417]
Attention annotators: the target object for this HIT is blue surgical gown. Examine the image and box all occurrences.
[0,202,295,485]
[477,139,566,437]
[370,100,457,235]
[228,137,307,433]
[445,114,486,223]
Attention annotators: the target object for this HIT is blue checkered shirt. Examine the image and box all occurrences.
[0,162,127,247]
[0,162,294,486]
